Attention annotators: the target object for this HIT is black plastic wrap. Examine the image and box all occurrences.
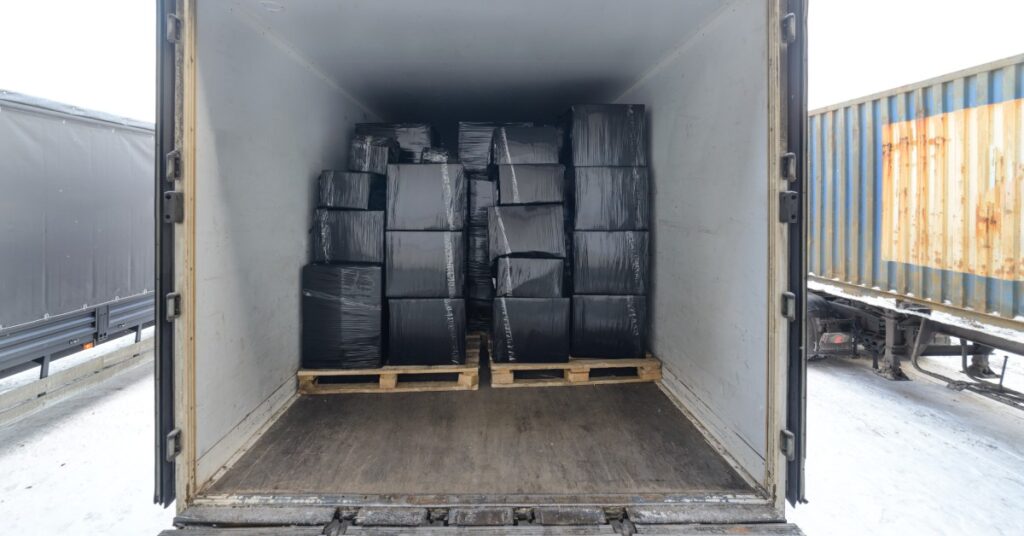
[491,126,562,165]
[467,227,493,300]
[495,258,563,297]
[386,231,465,298]
[386,163,466,230]
[301,264,383,369]
[568,104,647,167]
[467,298,492,333]
[468,176,497,227]
[457,121,532,172]
[388,298,466,365]
[318,170,386,210]
[488,204,566,262]
[355,123,435,162]
[573,167,649,230]
[573,231,649,295]
[491,298,570,363]
[348,135,399,175]
[312,209,384,264]
[420,147,451,163]
[496,164,565,205]
[571,295,647,359]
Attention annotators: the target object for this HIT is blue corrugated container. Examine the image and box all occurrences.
[809,54,1024,328]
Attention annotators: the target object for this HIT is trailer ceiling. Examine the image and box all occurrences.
[234,0,723,122]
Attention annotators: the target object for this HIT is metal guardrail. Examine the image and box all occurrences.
[0,293,155,380]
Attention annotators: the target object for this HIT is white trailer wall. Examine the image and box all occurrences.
[618,0,770,480]
[192,2,377,485]
[183,0,781,497]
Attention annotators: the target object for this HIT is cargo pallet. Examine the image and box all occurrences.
[488,352,663,389]
[297,333,484,394]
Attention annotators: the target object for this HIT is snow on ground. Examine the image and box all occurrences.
[789,356,1024,536]
[1,343,1023,534]
[0,354,174,535]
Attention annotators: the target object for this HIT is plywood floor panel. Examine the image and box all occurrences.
[207,383,751,496]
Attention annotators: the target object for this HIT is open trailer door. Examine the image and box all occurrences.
[783,0,808,506]
[154,0,179,507]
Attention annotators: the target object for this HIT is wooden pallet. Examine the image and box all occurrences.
[489,352,662,389]
[298,333,484,394]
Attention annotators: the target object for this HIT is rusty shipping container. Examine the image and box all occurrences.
[809,54,1024,329]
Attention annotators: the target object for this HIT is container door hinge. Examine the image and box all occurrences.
[780,429,796,461]
[165,292,181,322]
[163,191,184,224]
[781,13,797,44]
[165,13,182,44]
[779,191,799,223]
[165,428,181,462]
[781,152,797,182]
[165,149,181,182]
[781,292,796,322]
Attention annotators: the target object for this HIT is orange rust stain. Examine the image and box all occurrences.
[881,97,1024,280]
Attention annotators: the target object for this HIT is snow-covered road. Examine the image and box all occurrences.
[789,356,1024,535]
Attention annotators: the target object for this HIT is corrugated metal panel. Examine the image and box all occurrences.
[809,55,1024,326]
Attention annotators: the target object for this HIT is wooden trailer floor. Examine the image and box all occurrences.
[206,383,751,497]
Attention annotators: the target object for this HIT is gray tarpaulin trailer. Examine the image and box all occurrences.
[154,1,808,534]
[0,91,155,380]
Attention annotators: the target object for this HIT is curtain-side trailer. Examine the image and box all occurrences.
[0,92,155,384]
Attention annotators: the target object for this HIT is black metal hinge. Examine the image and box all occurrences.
[163,191,184,224]
[165,292,181,322]
[780,429,796,461]
[779,191,799,223]
[166,428,182,462]
[781,12,797,44]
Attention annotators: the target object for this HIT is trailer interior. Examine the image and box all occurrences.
[161,0,802,525]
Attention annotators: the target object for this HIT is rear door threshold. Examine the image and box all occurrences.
[166,505,803,535]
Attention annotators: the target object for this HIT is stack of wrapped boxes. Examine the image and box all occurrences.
[301,134,396,369]
[385,161,468,365]
[355,123,436,164]
[568,105,650,359]
[488,126,571,363]
[457,122,531,332]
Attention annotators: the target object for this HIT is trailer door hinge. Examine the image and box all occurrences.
[779,191,799,223]
[781,152,797,182]
[781,292,796,322]
[166,428,181,462]
[165,149,181,182]
[163,191,184,224]
[165,13,182,44]
[781,12,797,44]
[165,292,181,322]
[780,429,796,461]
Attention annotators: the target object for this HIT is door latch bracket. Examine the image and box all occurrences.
[166,428,181,462]
[780,429,796,462]
[165,292,181,322]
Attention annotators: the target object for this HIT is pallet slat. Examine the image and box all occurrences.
[298,334,483,394]
[489,353,662,389]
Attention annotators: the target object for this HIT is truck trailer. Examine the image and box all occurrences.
[807,55,1024,409]
[0,91,155,384]
[153,1,809,533]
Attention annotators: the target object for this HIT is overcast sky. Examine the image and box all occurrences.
[0,0,1021,122]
